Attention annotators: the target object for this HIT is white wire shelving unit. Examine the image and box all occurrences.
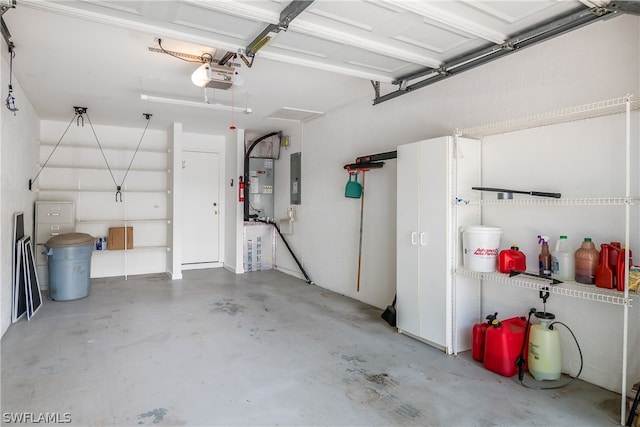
[39,140,168,154]
[456,96,639,139]
[457,268,632,306]
[36,135,169,281]
[455,95,638,425]
[457,197,638,207]
[76,218,168,224]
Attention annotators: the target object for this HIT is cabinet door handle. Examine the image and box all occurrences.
[420,232,426,246]
[411,232,417,245]
[48,213,61,216]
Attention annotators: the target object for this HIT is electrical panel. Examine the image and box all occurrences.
[248,158,274,219]
[290,152,301,205]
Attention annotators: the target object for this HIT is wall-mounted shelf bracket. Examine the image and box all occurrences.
[370,80,380,99]
[539,286,550,304]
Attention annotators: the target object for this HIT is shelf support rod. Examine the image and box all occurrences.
[620,95,632,424]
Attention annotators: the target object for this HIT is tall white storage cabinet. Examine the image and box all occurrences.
[397,136,481,354]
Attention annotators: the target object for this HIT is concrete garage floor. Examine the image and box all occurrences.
[1,269,624,426]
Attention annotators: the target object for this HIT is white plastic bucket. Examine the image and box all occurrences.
[462,225,502,272]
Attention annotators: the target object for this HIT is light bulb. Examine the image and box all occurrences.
[191,63,211,87]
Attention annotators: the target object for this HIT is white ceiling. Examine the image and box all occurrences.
[2,0,614,135]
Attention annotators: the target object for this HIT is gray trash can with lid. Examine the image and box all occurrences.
[45,232,95,301]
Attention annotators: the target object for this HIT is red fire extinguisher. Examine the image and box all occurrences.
[238,176,245,203]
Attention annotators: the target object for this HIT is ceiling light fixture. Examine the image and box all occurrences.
[140,94,252,114]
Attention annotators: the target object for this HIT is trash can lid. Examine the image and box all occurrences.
[46,232,95,248]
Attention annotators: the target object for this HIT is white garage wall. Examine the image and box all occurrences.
[223,129,244,274]
[1,50,40,337]
[273,15,640,393]
[271,125,306,280]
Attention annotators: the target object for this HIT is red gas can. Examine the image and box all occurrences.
[472,323,489,362]
[498,245,527,274]
[484,316,528,377]
[617,247,633,292]
[472,313,498,362]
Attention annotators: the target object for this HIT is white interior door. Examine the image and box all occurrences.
[182,151,220,265]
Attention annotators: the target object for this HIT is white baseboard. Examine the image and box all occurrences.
[181,262,223,271]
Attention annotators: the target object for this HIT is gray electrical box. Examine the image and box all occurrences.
[291,152,301,205]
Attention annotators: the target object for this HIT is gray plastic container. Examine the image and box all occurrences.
[45,233,95,301]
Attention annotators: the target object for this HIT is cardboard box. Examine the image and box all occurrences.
[108,226,133,250]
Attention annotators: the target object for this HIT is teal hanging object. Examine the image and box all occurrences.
[345,172,362,198]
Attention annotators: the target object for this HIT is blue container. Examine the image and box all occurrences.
[45,233,95,301]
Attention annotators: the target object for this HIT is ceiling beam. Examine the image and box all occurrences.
[20,0,394,83]
[382,0,506,45]
[374,5,619,105]
[184,0,278,24]
[197,0,442,70]
[287,20,442,69]
[18,0,243,53]
[257,50,394,83]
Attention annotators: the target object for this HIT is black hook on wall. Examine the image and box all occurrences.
[539,287,550,304]
[74,106,87,126]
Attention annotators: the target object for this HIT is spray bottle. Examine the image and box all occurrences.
[538,235,552,278]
